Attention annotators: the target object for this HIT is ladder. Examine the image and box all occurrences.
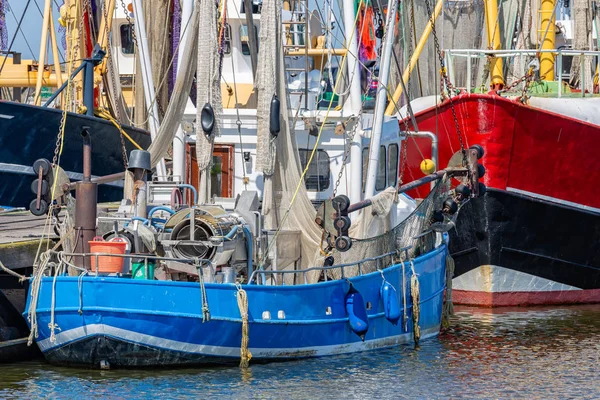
[283,0,310,111]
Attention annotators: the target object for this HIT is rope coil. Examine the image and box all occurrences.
[442,254,455,330]
[196,259,211,323]
[409,260,420,345]
[235,283,252,368]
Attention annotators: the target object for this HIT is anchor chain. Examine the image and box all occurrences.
[424,0,468,166]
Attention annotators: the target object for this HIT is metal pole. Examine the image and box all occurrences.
[343,0,364,205]
[385,0,443,116]
[84,59,94,116]
[557,51,563,97]
[538,0,557,81]
[12,53,21,102]
[364,0,398,199]
[74,129,98,268]
[33,0,52,106]
[173,0,195,184]
[484,0,504,89]
[132,0,167,179]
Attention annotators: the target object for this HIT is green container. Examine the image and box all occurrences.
[131,260,156,280]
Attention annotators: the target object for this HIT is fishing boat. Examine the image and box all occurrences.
[387,0,600,306]
[0,1,151,209]
[20,0,485,368]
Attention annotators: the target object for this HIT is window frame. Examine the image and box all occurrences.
[239,24,259,56]
[387,143,399,188]
[119,24,135,56]
[298,149,331,192]
[375,145,387,191]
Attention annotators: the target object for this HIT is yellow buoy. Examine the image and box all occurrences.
[420,159,436,175]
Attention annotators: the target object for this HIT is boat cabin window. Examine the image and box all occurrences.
[241,0,262,14]
[120,24,135,55]
[298,149,330,191]
[362,148,368,192]
[388,143,398,187]
[376,146,386,190]
[240,25,259,56]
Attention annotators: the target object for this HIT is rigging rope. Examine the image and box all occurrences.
[196,259,211,323]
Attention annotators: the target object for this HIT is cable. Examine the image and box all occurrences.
[0,0,34,73]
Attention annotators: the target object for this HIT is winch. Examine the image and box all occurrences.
[160,205,248,268]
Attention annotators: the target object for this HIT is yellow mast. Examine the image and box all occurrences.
[33,0,53,105]
[484,0,504,89]
[384,0,443,116]
[538,0,556,81]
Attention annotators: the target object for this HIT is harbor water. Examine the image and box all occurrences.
[1,305,599,399]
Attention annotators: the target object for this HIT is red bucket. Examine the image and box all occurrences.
[88,237,127,273]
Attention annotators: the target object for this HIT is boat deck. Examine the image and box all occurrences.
[0,210,57,245]
[0,210,56,270]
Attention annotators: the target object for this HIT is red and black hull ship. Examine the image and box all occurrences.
[403,93,600,306]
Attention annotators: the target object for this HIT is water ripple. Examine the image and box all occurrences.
[1,305,599,399]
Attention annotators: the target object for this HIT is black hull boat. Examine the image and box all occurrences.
[449,188,600,306]
[0,101,151,208]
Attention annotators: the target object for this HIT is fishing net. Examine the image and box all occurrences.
[253,0,325,282]
[148,4,199,167]
[196,0,223,203]
[325,175,451,281]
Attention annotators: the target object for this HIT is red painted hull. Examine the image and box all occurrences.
[404,94,600,307]
[404,93,600,208]
[453,288,600,307]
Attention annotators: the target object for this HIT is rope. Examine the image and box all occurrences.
[49,262,63,343]
[95,109,143,150]
[409,260,420,345]
[78,269,88,315]
[0,259,28,282]
[235,283,252,368]
[27,252,52,346]
[401,259,407,331]
[196,259,211,323]
[442,254,455,330]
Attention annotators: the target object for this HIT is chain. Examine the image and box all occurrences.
[424,0,468,166]
[331,115,359,198]
[52,113,66,167]
[331,66,375,197]
[121,0,139,49]
[407,0,415,99]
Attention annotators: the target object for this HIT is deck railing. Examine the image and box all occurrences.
[444,48,600,97]
[46,246,412,286]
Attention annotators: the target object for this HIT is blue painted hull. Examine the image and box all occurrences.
[0,101,151,207]
[25,245,448,368]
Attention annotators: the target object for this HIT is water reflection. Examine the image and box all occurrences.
[1,305,599,399]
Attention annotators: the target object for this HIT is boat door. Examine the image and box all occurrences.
[186,144,235,201]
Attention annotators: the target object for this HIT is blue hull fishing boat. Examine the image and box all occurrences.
[28,246,447,367]
[20,0,486,369]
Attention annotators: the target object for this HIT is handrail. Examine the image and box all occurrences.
[445,48,600,56]
[248,248,412,285]
[445,48,600,97]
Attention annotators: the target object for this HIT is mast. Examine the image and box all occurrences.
[132,0,167,178]
[173,0,195,183]
[364,0,398,199]
[344,0,365,205]
[33,0,52,105]
[484,0,504,89]
[538,0,556,81]
[384,0,443,116]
